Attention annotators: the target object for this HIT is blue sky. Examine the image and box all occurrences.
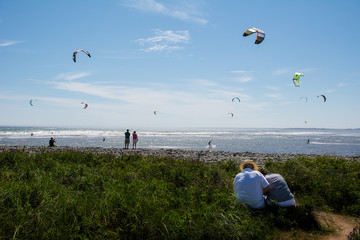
[0,0,359,129]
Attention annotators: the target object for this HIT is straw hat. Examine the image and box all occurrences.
[239,160,258,171]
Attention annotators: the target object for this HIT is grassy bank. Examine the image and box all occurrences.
[0,149,359,239]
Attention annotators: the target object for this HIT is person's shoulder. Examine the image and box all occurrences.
[253,170,264,175]
[266,173,283,180]
[234,172,244,178]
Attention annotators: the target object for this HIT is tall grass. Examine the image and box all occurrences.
[264,156,360,215]
[0,150,357,239]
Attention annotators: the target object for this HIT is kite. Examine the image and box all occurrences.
[29,99,38,106]
[317,95,326,102]
[228,112,234,118]
[154,110,158,115]
[243,28,265,44]
[232,97,241,102]
[293,72,304,87]
[81,102,88,109]
[73,49,91,62]
[300,96,308,103]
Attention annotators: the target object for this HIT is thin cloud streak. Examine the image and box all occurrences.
[0,40,22,47]
[44,76,253,109]
[137,29,190,53]
[54,72,91,81]
[264,86,280,91]
[123,0,208,24]
[267,93,284,100]
[235,76,252,83]
[273,68,292,75]
[188,78,219,87]
[325,89,335,93]
[230,70,254,74]
[231,70,254,83]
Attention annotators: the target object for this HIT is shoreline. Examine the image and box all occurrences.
[1,145,359,167]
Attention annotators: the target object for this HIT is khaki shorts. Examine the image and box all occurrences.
[125,139,130,144]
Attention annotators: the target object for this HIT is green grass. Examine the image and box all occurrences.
[264,156,360,215]
[0,150,358,239]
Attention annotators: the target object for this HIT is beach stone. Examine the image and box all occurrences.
[0,146,358,167]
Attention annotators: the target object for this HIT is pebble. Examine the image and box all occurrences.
[0,146,358,167]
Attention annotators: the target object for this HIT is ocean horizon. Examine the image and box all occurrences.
[0,126,359,156]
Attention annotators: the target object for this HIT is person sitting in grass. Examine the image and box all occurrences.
[259,169,296,207]
[234,160,269,209]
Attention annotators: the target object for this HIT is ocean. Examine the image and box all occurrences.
[0,126,359,156]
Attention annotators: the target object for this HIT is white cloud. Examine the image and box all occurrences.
[273,68,292,75]
[230,70,254,74]
[235,76,252,83]
[137,29,190,53]
[299,68,318,73]
[267,93,284,100]
[264,86,279,91]
[54,72,91,81]
[273,67,317,76]
[0,40,22,47]
[0,93,17,100]
[189,79,218,87]
[39,74,266,127]
[123,0,208,24]
[145,44,183,52]
[231,70,253,83]
[325,89,335,93]
[45,76,246,105]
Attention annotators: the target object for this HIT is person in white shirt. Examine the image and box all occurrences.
[234,160,269,209]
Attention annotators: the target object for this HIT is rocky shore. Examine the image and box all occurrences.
[1,145,359,167]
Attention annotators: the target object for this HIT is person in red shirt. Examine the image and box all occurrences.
[132,131,138,149]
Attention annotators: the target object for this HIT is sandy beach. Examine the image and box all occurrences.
[1,146,359,167]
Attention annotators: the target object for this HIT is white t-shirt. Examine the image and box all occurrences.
[233,168,269,209]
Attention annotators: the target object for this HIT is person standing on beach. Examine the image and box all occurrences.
[259,169,296,207]
[124,129,130,149]
[233,160,269,209]
[132,131,138,149]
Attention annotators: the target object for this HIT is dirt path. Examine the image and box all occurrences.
[316,212,359,240]
[277,212,359,239]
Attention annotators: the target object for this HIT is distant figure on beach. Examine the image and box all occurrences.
[307,139,310,144]
[260,169,295,207]
[124,129,130,149]
[49,137,56,147]
[103,137,106,142]
[132,131,138,149]
[234,160,269,209]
